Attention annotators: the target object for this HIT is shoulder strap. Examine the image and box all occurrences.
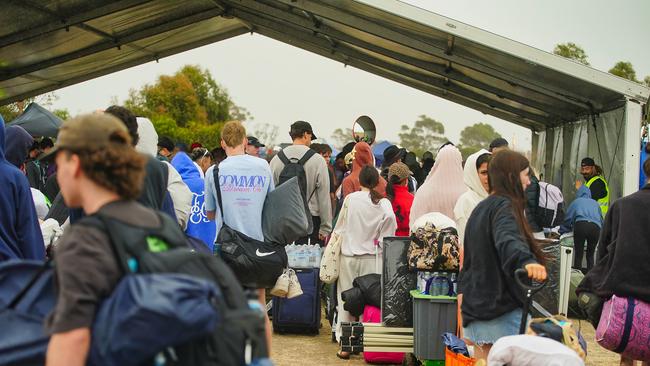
[77,215,131,274]
[277,150,291,165]
[212,166,224,218]
[298,149,316,166]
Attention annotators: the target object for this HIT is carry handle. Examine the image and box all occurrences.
[515,268,546,335]
[514,268,546,294]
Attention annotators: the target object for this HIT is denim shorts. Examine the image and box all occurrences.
[463,308,529,345]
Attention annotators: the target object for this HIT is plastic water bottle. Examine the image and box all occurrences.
[297,246,309,268]
[308,245,317,267]
[430,272,441,296]
[450,273,458,296]
[313,246,322,268]
[417,272,424,292]
[440,273,449,297]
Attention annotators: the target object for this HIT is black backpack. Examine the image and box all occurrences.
[277,149,317,230]
[79,212,267,366]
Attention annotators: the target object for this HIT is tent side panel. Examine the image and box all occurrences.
[623,100,642,195]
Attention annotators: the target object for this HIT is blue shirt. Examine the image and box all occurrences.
[559,185,603,234]
[204,154,274,241]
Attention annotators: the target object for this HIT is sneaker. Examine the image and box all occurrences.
[287,269,303,299]
[270,270,290,297]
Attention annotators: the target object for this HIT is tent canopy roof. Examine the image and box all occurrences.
[1,0,648,131]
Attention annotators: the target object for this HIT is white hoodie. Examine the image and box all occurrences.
[453,149,490,244]
[136,117,192,229]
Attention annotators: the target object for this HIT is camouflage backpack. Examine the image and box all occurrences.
[407,221,460,271]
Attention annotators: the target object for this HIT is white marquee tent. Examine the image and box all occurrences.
[1,0,648,200]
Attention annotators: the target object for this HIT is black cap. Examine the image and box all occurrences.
[247,136,265,148]
[290,121,317,140]
[383,145,406,165]
[581,157,595,167]
[489,137,509,151]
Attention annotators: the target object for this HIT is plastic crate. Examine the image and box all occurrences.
[411,290,457,360]
[421,359,445,366]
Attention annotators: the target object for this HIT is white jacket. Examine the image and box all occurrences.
[453,149,490,244]
[136,117,192,229]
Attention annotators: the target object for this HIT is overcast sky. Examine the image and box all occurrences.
[50,0,650,152]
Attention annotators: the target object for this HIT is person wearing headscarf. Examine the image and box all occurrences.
[410,145,466,225]
[341,142,387,199]
[454,149,491,244]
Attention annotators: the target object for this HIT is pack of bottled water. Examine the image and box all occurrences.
[416,271,458,297]
[285,242,322,268]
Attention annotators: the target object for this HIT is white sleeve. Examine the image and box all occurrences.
[165,162,192,230]
[379,199,398,240]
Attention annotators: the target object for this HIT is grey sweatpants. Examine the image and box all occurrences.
[335,254,381,342]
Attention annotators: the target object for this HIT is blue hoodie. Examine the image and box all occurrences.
[171,152,216,251]
[559,185,603,234]
[0,116,45,261]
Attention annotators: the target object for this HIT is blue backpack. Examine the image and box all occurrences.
[0,260,54,366]
[79,212,268,366]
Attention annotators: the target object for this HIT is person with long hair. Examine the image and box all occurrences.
[386,162,414,236]
[335,165,396,359]
[410,144,466,224]
[458,150,547,361]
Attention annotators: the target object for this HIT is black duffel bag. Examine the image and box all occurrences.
[341,287,365,317]
[353,273,381,309]
[217,224,287,288]
[213,167,287,288]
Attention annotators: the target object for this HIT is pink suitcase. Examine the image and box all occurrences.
[362,305,405,364]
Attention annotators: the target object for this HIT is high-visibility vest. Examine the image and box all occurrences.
[586,175,609,217]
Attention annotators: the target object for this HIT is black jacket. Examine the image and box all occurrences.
[525,173,541,232]
[577,186,650,303]
[458,195,539,326]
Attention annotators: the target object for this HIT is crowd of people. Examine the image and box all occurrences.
[1,105,648,365]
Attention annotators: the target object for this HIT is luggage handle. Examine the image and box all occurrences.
[515,268,546,334]
[514,268,546,294]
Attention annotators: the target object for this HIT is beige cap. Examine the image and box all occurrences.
[388,161,411,181]
[51,113,130,155]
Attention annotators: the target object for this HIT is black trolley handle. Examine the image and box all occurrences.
[514,268,547,334]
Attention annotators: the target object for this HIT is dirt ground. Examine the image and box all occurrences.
[270,310,620,366]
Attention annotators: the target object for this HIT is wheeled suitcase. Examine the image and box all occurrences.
[362,305,405,364]
[272,268,321,334]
